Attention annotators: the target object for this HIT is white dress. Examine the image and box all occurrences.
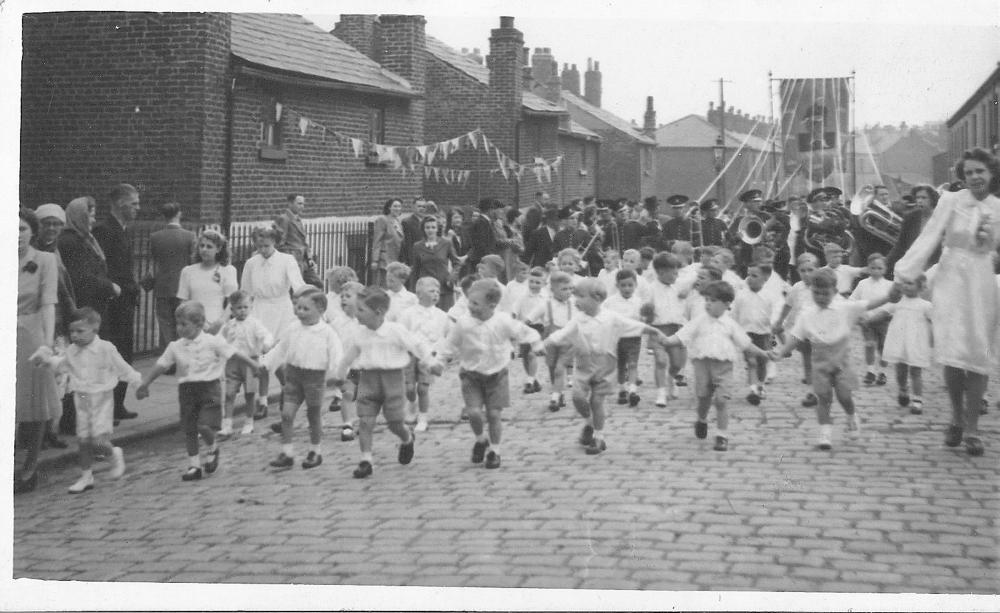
[177,263,238,330]
[240,251,305,339]
[895,189,1000,374]
[878,297,933,368]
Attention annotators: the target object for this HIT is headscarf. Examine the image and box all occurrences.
[65,196,105,263]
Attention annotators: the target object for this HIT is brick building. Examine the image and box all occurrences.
[21,12,424,223]
[946,62,1000,162]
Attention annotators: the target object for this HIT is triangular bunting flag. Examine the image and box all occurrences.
[350,138,364,158]
[482,135,491,154]
[543,165,552,183]
[467,131,478,150]
[533,166,544,184]
[534,157,545,166]
[298,117,310,136]
[444,170,451,185]
[416,145,428,161]
[424,165,432,179]
[426,143,438,166]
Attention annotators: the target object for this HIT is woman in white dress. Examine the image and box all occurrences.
[240,225,305,418]
[176,229,238,334]
[895,147,1000,456]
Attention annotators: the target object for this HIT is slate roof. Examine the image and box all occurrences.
[654,114,782,152]
[522,91,566,115]
[231,13,413,97]
[565,120,600,140]
[561,90,657,146]
[425,35,489,85]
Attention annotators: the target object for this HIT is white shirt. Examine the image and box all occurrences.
[324,291,346,322]
[448,296,469,322]
[827,264,864,294]
[675,313,753,362]
[158,332,236,383]
[241,251,305,301]
[647,280,686,325]
[48,337,141,394]
[398,303,452,347]
[731,288,778,334]
[501,279,528,313]
[603,292,643,327]
[535,297,576,329]
[783,281,815,328]
[850,277,893,303]
[177,263,239,327]
[438,314,543,375]
[340,321,436,374]
[386,287,419,322]
[263,320,342,374]
[722,270,746,294]
[791,299,868,345]
[547,309,648,357]
[684,291,706,321]
[220,315,273,357]
[760,272,789,323]
[514,291,547,324]
[596,267,620,298]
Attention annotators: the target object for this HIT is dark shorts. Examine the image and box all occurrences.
[459,368,510,413]
[616,336,642,376]
[748,332,773,351]
[356,369,407,422]
[519,323,545,358]
[283,365,326,410]
[178,380,222,431]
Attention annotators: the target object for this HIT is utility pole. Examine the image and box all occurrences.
[850,70,857,196]
[768,71,780,199]
[717,78,726,207]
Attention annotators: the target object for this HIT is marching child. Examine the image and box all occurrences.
[684,265,723,321]
[477,254,508,310]
[447,273,480,322]
[333,287,441,479]
[863,273,932,415]
[263,288,343,470]
[324,265,359,325]
[137,301,260,481]
[546,279,669,454]
[398,277,452,432]
[770,269,896,450]
[712,248,746,293]
[773,253,819,407]
[731,263,779,405]
[604,269,645,407]
[660,281,771,451]
[31,307,139,493]
[325,281,366,441]
[385,261,418,322]
[501,261,530,314]
[821,243,864,296]
[596,248,622,298]
[621,248,652,301]
[514,267,548,394]
[437,279,545,469]
[850,253,894,386]
[219,290,274,437]
[638,246,657,284]
[644,252,694,406]
[540,270,577,412]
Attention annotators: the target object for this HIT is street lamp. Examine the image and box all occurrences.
[713,136,726,205]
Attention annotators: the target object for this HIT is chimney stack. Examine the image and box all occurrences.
[643,96,656,135]
[584,58,602,107]
[332,14,379,60]
[376,15,426,95]
[561,63,580,96]
[488,16,524,159]
[530,47,561,102]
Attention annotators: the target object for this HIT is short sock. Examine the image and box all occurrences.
[476,433,489,443]
[550,392,560,402]
[585,416,594,427]
[80,469,93,480]
[310,444,321,455]
[593,430,604,441]
[282,444,294,457]
[627,383,637,394]
[188,454,201,468]
[361,451,373,463]
[489,443,500,455]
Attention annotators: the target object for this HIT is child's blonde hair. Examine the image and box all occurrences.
[557,248,582,265]
[671,241,694,259]
[528,266,547,280]
[325,266,359,292]
[386,261,411,280]
[415,276,441,292]
[574,278,608,302]
[478,254,505,277]
[796,252,819,266]
[175,301,206,326]
[713,248,735,268]
[549,270,572,289]
[341,281,364,295]
[468,278,502,306]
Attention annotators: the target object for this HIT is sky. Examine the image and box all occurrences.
[303,0,1000,130]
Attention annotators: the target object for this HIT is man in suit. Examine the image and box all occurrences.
[466,198,498,273]
[146,201,196,348]
[275,193,322,288]
[93,183,140,422]
[399,196,427,268]
[661,194,693,247]
[697,199,732,247]
[522,191,550,240]
[522,206,561,268]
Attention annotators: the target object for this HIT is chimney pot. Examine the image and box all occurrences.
[462,47,468,54]
[595,61,600,70]
[500,16,514,28]
[473,47,480,54]
[534,47,543,53]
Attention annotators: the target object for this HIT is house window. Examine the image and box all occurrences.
[581,142,588,165]
[259,94,286,161]
[368,107,385,144]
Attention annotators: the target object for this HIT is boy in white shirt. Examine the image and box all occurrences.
[514,267,548,394]
[537,270,577,412]
[773,253,820,408]
[137,301,260,481]
[219,290,274,437]
[325,281,365,442]
[398,277,452,432]
[547,279,668,454]
[596,249,621,298]
[644,252,695,406]
[604,269,645,407]
[501,261,530,314]
[621,248,652,302]
[32,307,140,493]
[385,261,418,322]
[557,248,588,287]
[661,281,771,451]
[323,266,359,324]
[476,254,508,310]
[712,248,746,294]
[333,287,441,479]
[822,243,864,297]
[262,288,343,470]
[438,279,544,469]
[447,274,478,322]
[731,263,779,405]
[850,253,894,386]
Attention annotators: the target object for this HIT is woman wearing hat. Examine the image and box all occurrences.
[895,148,1000,456]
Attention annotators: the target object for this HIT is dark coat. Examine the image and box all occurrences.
[411,239,461,293]
[522,203,544,239]
[523,225,558,268]
[92,218,138,304]
[149,224,197,298]
[399,213,425,266]
[465,212,496,272]
[58,228,116,314]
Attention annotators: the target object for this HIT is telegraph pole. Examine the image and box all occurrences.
[717,78,727,207]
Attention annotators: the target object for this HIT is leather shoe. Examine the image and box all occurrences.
[14,471,38,494]
[43,431,68,449]
[944,424,963,447]
[352,460,373,479]
[115,409,138,420]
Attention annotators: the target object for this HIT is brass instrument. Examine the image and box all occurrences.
[736,212,783,246]
[803,207,855,253]
[858,199,903,245]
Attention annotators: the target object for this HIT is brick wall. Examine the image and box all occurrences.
[555,135,598,205]
[20,12,231,220]
[229,75,422,222]
[591,129,641,201]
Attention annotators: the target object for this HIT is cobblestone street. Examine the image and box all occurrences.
[11,336,1000,602]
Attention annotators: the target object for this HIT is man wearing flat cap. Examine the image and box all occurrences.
[554,202,590,254]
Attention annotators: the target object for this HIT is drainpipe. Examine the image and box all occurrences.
[514,119,522,207]
[222,74,235,233]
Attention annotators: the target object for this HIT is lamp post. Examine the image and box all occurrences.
[713,136,726,205]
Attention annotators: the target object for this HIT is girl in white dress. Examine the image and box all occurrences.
[240,225,305,417]
[864,273,932,415]
[176,229,238,334]
[895,148,1000,456]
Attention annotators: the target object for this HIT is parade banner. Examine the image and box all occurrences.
[779,77,851,194]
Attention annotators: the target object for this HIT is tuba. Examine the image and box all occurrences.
[803,208,855,253]
[859,199,903,245]
[737,212,785,246]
